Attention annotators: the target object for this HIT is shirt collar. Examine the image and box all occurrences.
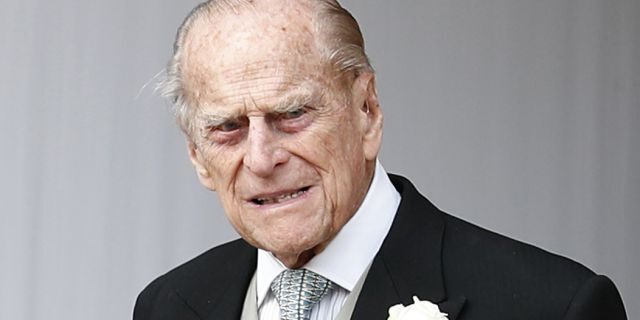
[256,161,401,306]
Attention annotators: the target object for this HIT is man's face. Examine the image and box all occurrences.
[181,3,382,267]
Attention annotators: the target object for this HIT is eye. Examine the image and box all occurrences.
[218,120,242,132]
[275,106,313,133]
[281,108,307,120]
[202,117,248,145]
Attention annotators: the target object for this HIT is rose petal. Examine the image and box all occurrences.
[388,297,448,320]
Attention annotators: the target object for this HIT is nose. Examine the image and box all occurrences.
[243,117,290,177]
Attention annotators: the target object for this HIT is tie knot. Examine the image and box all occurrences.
[270,269,334,320]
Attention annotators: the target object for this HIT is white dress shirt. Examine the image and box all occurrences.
[256,161,401,320]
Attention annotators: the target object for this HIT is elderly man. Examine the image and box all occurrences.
[134,0,627,319]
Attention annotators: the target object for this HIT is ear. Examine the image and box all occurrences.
[187,141,216,191]
[354,72,383,161]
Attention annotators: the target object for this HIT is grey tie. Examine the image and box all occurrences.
[270,269,334,320]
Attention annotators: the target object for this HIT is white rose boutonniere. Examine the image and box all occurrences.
[387,296,448,320]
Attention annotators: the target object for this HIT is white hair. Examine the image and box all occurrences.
[158,0,373,137]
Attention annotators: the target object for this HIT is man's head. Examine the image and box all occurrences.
[162,0,383,268]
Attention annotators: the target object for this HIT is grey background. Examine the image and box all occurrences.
[0,0,637,319]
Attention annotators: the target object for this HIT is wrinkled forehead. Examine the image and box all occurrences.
[179,1,336,107]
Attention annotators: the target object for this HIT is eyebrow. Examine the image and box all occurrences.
[272,91,314,113]
[196,85,319,128]
[196,109,240,129]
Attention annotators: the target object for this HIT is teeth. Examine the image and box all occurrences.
[254,189,306,205]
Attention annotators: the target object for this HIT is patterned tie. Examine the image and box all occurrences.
[270,269,335,320]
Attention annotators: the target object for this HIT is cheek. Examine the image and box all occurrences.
[306,116,360,159]
[326,124,368,212]
[313,137,366,213]
[199,145,246,194]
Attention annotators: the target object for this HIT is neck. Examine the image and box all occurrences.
[275,250,315,269]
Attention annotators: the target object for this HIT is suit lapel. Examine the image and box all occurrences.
[202,256,256,320]
[439,296,467,320]
[350,175,466,320]
[204,241,257,320]
[172,240,257,320]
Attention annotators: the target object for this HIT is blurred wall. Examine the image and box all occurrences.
[0,0,637,319]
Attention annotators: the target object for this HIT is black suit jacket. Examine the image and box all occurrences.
[134,174,627,319]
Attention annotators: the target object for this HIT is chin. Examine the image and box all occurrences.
[253,227,330,257]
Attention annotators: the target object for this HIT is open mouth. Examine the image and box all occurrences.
[250,186,311,206]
